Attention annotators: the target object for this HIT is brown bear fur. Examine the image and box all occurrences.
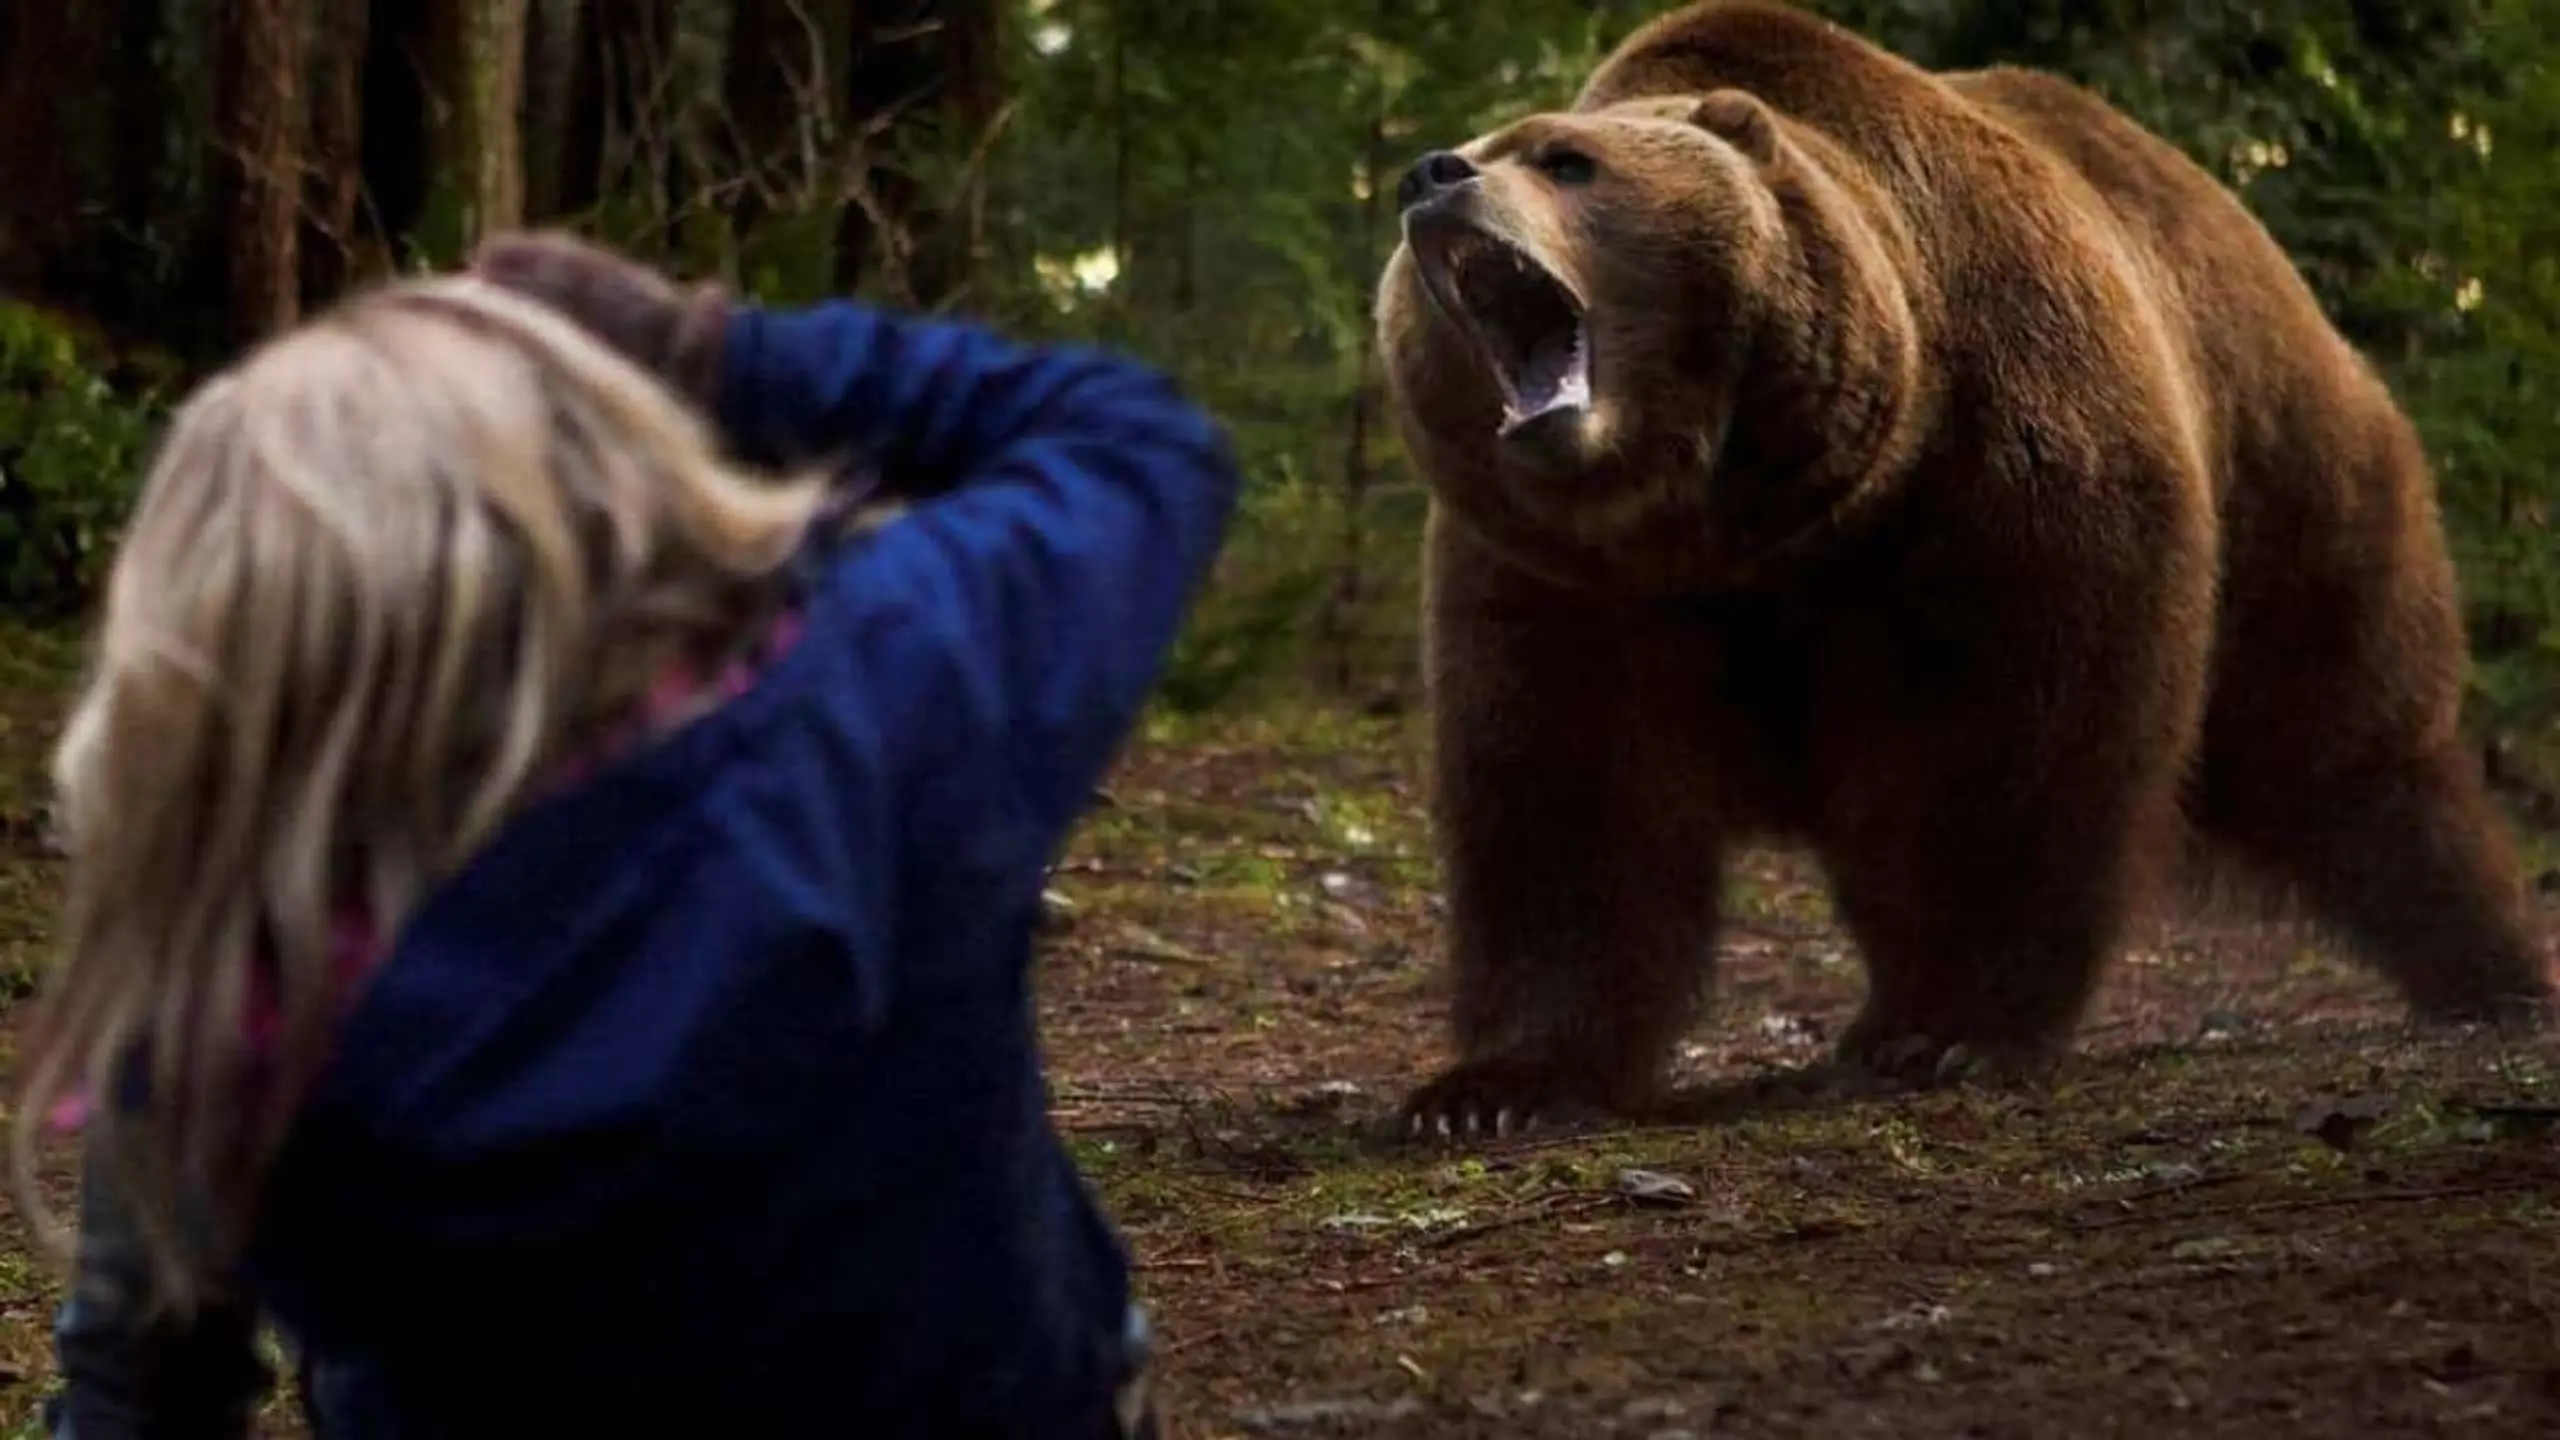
[1373,0,2552,1133]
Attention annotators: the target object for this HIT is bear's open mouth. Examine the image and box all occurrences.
[1412,224,1591,436]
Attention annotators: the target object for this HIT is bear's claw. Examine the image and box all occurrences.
[1396,1058,1612,1145]
[1839,1026,2058,1089]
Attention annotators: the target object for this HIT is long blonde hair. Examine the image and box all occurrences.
[11,275,828,1316]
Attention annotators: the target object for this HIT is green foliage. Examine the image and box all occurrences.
[0,305,163,618]
[963,0,2560,720]
[6,0,2558,727]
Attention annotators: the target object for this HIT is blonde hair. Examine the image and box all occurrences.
[11,275,828,1316]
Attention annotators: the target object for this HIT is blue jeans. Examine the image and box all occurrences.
[42,1140,275,1440]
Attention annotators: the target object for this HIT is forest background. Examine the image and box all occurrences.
[2,0,2555,764]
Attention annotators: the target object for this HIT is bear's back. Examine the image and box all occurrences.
[1942,66,2398,497]
[1582,2,2407,514]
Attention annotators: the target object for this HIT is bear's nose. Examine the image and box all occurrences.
[1396,150,1478,210]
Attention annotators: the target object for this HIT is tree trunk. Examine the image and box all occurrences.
[0,4,113,302]
[303,0,374,307]
[362,0,434,268]
[570,0,683,252]
[108,0,174,258]
[213,0,310,344]
[723,0,805,240]
[523,0,588,223]
[440,0,531,245]
[910,0,1003,306]
[832,0,938,296]
[1318,24,1394,691]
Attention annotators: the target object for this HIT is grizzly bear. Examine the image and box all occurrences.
[1374,0,2553,1136]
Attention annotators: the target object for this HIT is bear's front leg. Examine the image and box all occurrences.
[1402,511,1729,1139]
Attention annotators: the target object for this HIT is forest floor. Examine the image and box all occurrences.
[0,638,2557,1437]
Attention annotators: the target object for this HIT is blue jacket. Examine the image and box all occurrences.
[207,301,1237,1436]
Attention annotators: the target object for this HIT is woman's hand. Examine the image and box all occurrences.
[466,231,731,414]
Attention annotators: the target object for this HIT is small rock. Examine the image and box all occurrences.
[1318,870,1384,908]
[1319,1212,1395,1234]
[1875,1302,1952,1331]
[1035,889,1076,935]
[1111,922,1204,965]
[1274,1080,1365,1118]
[1617,1168,1699,1207]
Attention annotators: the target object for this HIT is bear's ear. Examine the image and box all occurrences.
[1690,89,1781,166]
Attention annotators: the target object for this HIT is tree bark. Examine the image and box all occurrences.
[303,0,374,307]
[0,4,113,301]
[833,0,936,295]
[442,0,531,244]
[911,0,1003,306]
[828,0,1004,304]
[1319,14,1394,691]
[362,0,435,266]
[568,0,682,244]
[723,0,806,240]
[213,0,310,344]
[523,0,589,223]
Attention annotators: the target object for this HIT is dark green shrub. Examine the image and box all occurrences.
[0,304,165,617]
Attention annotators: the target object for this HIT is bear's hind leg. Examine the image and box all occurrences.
[1805,524,2208,1086]
[2209,742,2552,1028]
[1820,788,2148,1085]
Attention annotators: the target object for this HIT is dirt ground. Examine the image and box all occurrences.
[0,663,2556,1437]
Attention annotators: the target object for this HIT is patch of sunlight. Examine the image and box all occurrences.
[1072,247,1120,292]
[2228,137,2291,187]
[1031,246,1121,309]
[1026,0,1069,56]
[2450,112,2493,158]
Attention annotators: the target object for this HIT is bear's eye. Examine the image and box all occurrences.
[1532,148,1597,185]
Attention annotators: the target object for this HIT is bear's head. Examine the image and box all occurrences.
[1377,88,1923,591]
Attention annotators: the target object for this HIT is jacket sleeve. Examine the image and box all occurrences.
[713,302,1241,851]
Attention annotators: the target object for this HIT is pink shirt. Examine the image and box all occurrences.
[48,609,808,1136]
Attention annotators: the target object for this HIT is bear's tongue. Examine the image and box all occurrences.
[1445,235,1590,434]
[1501,325,1591,433]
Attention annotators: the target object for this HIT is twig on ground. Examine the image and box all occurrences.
[1420,1192,1617,1251]
[2101,1170,2248,1209]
